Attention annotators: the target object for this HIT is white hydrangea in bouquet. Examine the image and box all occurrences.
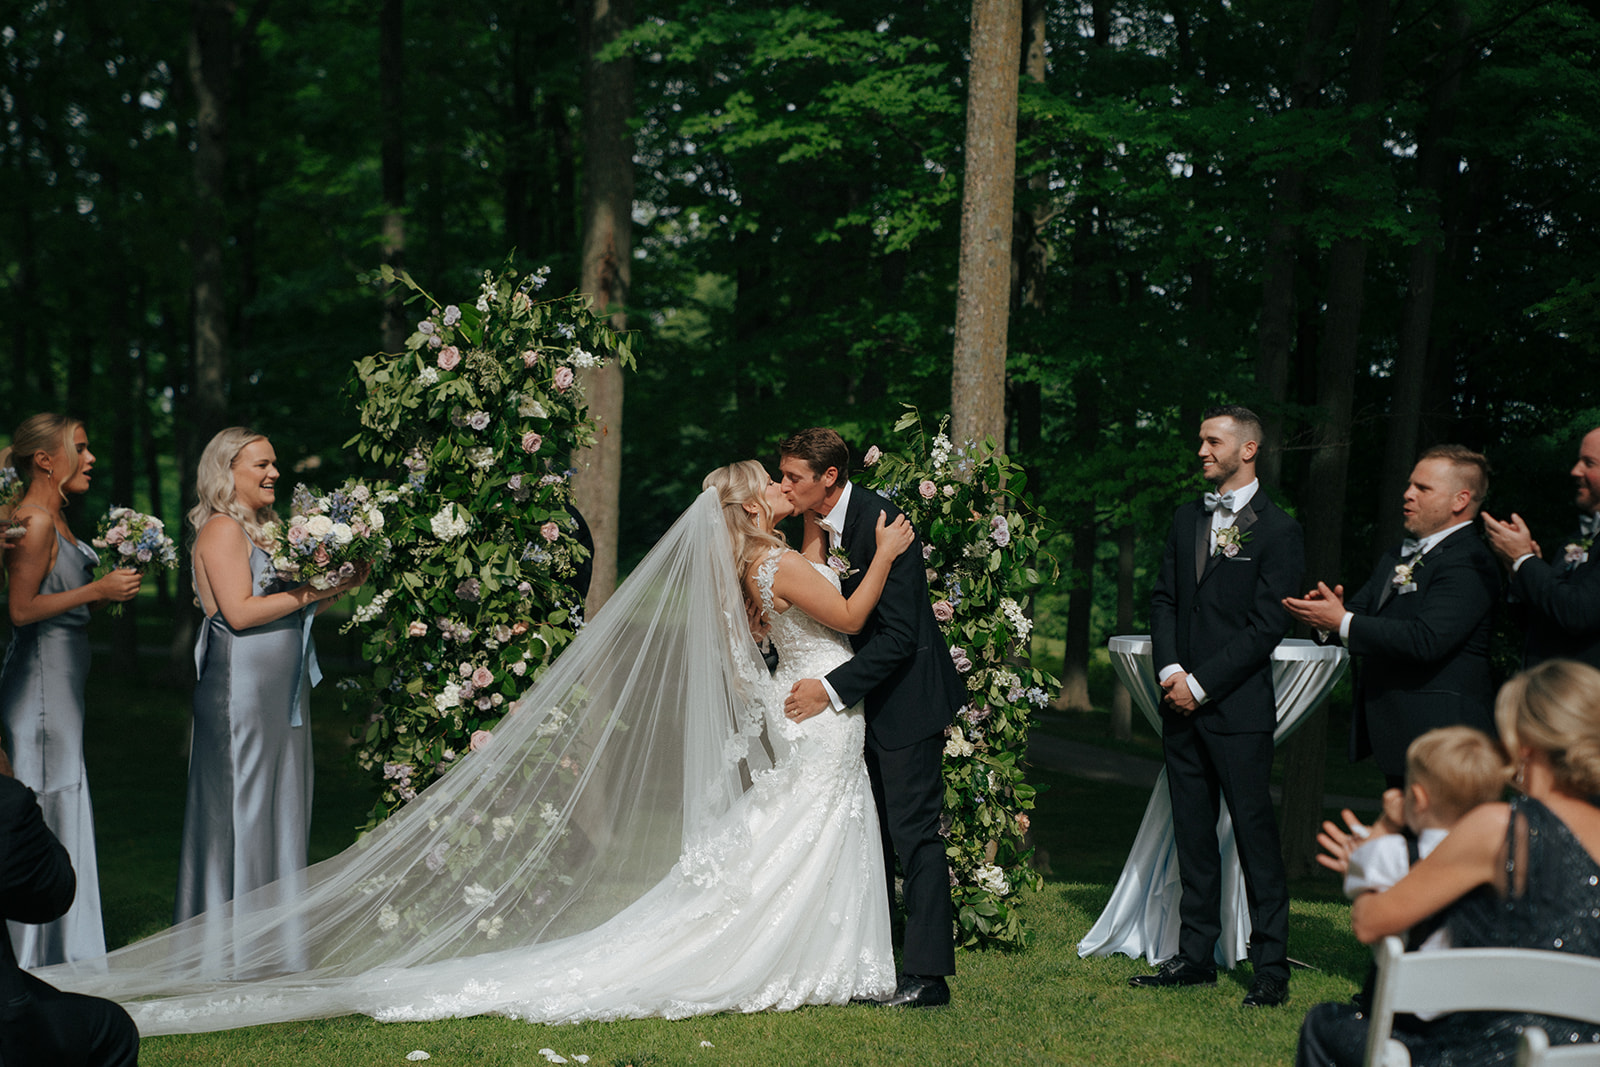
[344,256,634,827]
[91,507,180,615]
[266,480,391,591]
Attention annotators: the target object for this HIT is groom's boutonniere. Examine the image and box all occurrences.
[1212,526,1249,558]
[1392,555,1425,592]
[1564,536,1593,570]
[828,546,858,579]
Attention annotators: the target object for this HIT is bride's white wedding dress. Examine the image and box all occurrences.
[346,549,894,1023]
[35,491,893,1033]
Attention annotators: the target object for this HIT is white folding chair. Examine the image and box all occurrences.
[1518,1027,1600,1067]
[1363,936,1600,1067]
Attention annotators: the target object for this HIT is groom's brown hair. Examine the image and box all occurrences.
[778,427,850,481]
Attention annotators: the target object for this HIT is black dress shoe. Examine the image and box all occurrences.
[1242,974,1289,1007]
[879,974,951,1008]
[1127,958,1217,989]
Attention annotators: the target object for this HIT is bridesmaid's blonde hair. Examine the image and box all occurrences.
[1495,659,1600,796]
[702,460,787,600]
[0,412,85,508]
[188,427,278,547]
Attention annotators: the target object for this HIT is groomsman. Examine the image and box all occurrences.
[1134,405,1303,1008]
[1483,427,1600,670]
[1283,446,1500,787]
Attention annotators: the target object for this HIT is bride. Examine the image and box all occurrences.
[35,461,917,1033]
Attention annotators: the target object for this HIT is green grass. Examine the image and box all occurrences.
[69,638,1376,1065]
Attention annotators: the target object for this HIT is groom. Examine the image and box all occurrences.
[779,427,963,1008]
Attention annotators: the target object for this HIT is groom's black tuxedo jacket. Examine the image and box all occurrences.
[1511,524,1600,671]
[823,485,963,750]
[1150,492,1303,734]
[1340,524,1500,776]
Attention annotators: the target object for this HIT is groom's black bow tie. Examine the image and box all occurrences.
[1203,490,1238,513]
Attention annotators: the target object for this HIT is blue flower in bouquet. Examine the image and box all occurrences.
[92,507,178,572]
[0,466,22,515]
[270,480,389,592]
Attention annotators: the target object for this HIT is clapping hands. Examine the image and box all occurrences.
[1316,789,1405,874]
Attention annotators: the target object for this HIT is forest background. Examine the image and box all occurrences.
[5,0,1600,876]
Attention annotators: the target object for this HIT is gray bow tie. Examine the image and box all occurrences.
[1400,538,1422,558]
[1580,513,1600,539]
[1203,491,1238,513]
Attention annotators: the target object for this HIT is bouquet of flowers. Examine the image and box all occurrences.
[267,480,390,592]
[0,467,24,536]
[92,507,180,614]
[93,507,179,572]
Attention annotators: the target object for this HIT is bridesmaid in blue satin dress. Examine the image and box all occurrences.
[175,429,363,923]
[0,414,143,967]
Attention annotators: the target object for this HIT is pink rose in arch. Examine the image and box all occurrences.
[554,366,574,391]
[863,445,882,467]
[521,431,543,454]
[438,345,461,371]
[540,521,561,543]
[919,479,937,500]
[407,620,428,638]
[471,666,494,689]
[469,729,493,752]
[932,600,955,623]
[521,349,538,368]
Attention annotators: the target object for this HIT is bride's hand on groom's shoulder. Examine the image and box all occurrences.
[875,512,914,560]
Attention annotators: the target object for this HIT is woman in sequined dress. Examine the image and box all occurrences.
[1297,658,1600,1066]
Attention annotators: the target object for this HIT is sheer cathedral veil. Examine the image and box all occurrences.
[37,486,790,1034]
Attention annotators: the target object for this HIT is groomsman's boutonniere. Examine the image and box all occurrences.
[1392,556,1424,592]
[1564,537,1593,570]
[1213,526,1250,558]
[828,546,858,579]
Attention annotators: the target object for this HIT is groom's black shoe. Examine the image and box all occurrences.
[1241,973,1289,1007]
[1127,958,1217,989]
[880,974,950,1008]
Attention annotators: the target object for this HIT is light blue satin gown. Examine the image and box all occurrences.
[0,524,107,967]
[174,522,320,923]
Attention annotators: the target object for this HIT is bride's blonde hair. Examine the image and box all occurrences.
[702,460,787,599]
[187,427,279,548]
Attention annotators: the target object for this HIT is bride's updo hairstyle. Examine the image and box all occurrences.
[0,412,84,506]
[702,460,787,588]
[1495,659,1600,796]
[188,427,278,548]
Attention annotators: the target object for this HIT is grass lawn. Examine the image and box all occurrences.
[73,634,1375,1066]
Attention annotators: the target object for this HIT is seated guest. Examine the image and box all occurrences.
[1296,660,1600,1067]
[0,745,139,1066]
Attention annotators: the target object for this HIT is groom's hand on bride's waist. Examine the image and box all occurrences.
[784,679,829,723]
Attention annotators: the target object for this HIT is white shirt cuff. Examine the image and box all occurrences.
[1187,675,1208,705]
[819,677,846,713]
[1512,553,1534,572]
[1338,612,1354,642]
[1158,664,1183,683]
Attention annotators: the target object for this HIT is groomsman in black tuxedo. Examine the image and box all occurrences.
[0,746,139,1066]
[779,428,964,1009]
[1283,446,1500,788]
[1484,427,1600,670]
[1133,405,1303,1008]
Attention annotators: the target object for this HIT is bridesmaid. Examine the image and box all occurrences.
[175,428,362,922]
[0,414,142,966]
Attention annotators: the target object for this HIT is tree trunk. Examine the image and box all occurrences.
[571,0,633,617]
[1255,0,1342,487]
[189,0,232,448]
[1378,1,1470,524]
[1279,0,1391,879]
[1054,373,1099,712]
[379,0,408,354]
[950,0,1021,452]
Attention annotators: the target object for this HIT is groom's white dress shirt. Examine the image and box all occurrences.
[815,480,855,713]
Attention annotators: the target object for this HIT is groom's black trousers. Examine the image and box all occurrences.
[865,733,955,977]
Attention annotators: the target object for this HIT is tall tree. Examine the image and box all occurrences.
[572,0,634,614]
[950,0,1021,450]
[378,0,407,355]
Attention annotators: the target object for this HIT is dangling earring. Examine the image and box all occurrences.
[1514,760,1527,789]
